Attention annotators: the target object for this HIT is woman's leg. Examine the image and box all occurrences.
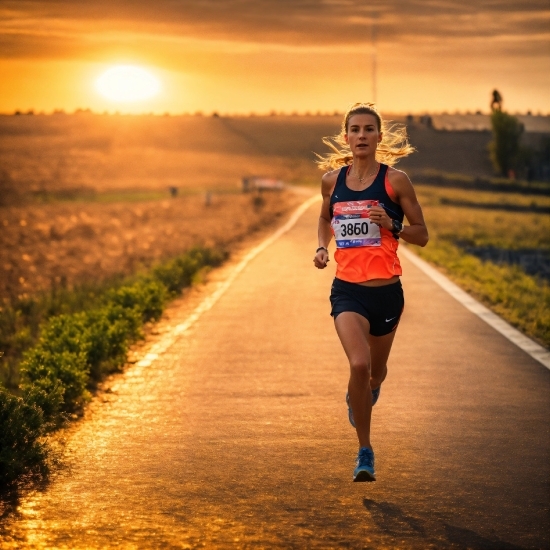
[334,312,373,449]
[368,330,397,391]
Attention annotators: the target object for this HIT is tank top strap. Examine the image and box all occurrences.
[370,163,388,191]
[334,165,348,192]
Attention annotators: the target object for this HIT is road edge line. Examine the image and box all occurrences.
[399,245,550,371]
[136,194,321,367]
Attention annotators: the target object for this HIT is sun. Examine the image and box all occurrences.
[95,65,161,102]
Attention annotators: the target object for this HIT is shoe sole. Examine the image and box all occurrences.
[346,388,380,429]
[346,392,355,428]
[353,470,376,482]
[372,386,380,406]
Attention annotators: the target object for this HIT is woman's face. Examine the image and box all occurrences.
[345,114,382,158]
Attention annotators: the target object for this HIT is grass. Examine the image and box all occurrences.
[0,191,297,307]
[416,184,550,211]
[413,184,550,347]
[410,169,550,196]
[0,189,300,490]
[1,271,157,391]
[32,189,170,204]
[26,187,246,206]
[0,246,227,489]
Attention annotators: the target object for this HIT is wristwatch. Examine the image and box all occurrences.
[391,219,404,235]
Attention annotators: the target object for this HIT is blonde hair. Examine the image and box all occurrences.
[316,102,415,171]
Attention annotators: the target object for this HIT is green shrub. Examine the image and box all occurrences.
[20,348,90,413]
[2,246,229,488]
[107,279,167,322]
[0,387,50,488]
[23,383,65,428]
[84,305,142,380]
[153,256,199,295]
[36,313,91,357]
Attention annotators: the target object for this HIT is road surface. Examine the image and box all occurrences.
[2,199,549,549]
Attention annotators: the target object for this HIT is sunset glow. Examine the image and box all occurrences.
[95,66,161,103]
[0,1,548,114]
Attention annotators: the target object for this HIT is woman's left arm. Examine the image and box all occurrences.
[369,169,429,247]
[389,169,429,247]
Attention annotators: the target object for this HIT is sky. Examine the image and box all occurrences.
[1,0,549,115]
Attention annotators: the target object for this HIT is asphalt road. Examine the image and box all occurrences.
[2,200,549,549]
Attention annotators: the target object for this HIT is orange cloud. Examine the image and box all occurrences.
[0,1,548,114]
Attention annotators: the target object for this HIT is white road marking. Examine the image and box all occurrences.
[399,245,550,371]
[136,194,321,367]
[137,197,549,372]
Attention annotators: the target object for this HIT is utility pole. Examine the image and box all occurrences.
[371,8,377,104]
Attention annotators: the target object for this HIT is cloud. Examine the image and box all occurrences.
[1,0,549,61]
[1,0,548,115]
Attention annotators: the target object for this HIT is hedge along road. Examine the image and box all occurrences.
[2,197,549,549]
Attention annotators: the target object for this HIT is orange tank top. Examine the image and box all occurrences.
[329,164,403,283]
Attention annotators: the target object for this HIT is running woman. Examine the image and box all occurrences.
[313,103,428,482]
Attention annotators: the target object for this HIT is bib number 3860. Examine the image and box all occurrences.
[339,220,373,237]
[331,200,381,248]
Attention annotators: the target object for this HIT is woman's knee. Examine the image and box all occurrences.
[349,358,371,379]
[370,364,388,387]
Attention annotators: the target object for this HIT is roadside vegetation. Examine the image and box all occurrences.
[0,247,227,489]
[2,110,548,491]
[0,191,298,307]
[489,109,525,178]
[488,108,549,182]
[0,189,301,491]
[413,183,550,348]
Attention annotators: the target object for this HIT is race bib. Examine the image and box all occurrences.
[331,200,381,248]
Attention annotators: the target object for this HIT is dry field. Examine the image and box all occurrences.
[1,112,547,307]
[0,191,302,304]
[2,113,333,304]
[0,113,339,205]
[5,111,543,206]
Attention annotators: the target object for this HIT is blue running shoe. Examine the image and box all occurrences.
[353,447,376,482]
[346,387,382,427]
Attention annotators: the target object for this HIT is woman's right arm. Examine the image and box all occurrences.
[314,171,337,269]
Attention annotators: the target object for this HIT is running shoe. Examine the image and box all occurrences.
[346,386,382,427]
[353,447,376,482]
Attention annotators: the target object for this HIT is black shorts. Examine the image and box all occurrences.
[330,278,404,336]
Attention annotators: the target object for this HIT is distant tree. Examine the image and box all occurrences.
[489,109,524,177]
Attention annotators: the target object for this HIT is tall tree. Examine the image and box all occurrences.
[489,110,524,177]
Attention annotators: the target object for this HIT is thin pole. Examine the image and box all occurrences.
[371,9,377,104]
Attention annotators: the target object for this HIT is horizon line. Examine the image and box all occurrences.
[3,109,549,118]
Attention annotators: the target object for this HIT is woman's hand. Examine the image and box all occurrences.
[369,206,393,230]
[313,248,330,269]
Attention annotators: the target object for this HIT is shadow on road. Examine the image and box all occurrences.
[0,491,20,522]
[363,499,530,550]
[363,499,426,537]
[443,523,530,550]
